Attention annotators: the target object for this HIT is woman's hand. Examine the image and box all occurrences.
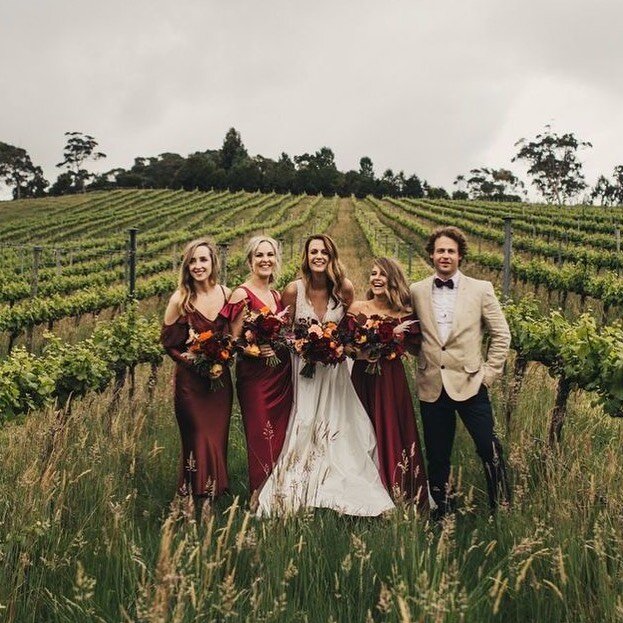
[344,344,358,359]
[259,343,277,359]
[345,344,370,361]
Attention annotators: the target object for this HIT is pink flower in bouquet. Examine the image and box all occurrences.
[308,323,324,339]
[289,318,347,378]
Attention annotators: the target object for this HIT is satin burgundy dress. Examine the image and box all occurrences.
[161,299,233,499]
[220,286,293,493]
[350,313,429,508]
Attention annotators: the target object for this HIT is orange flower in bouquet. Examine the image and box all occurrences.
[183,327,235,390]
[342,313,420,375]
[289,318,347,378]
[238,304,290,366]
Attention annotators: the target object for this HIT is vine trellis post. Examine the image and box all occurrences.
[502,217,512,299]
[127,228,138,300]
[616,225,620,277]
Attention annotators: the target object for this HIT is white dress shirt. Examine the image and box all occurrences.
[431,270,460,344]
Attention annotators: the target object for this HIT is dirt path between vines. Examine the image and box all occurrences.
[326,197,373,298]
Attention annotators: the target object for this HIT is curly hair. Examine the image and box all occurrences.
[425,226,468,264]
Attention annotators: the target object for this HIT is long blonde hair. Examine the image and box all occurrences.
[365,257,411,313]
[177,238,220,314]
[245,235,282,283]
[301,234,347,306]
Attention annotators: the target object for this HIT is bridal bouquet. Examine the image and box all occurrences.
[238,305,289,366]
[290,318,346,378]
[183,327,235,390]
[343,313,420,375]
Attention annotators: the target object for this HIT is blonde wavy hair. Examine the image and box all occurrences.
[245,235,282,283]
[177,238,220,314]
[365,257,412,313]
[301,234,347,306]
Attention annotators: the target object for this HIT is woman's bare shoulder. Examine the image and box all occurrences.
[347,299,366,315]
[227,285,249,304]
[164,290,184,324]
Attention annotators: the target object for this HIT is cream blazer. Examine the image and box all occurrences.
[410,274,510,402]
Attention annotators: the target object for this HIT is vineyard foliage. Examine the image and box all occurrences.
[2,189,623,427]
[360,196,623,425]
[0,191,339,420]
[2,192,623,623]
[0,307,161,420]
[504,298,623,418]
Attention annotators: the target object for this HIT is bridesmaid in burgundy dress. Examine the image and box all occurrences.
[348,257,428,509]
[161,238,233,501]
[220,236,293,496]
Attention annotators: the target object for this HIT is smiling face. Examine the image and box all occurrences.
[431,235,461,278]
[369,264,388,297]
[307,238,330,274]
[188,245,213,283]
[251,240,276,279]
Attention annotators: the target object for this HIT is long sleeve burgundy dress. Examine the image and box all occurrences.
[161,309,233,498]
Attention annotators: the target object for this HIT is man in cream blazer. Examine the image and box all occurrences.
[410,226,511,516]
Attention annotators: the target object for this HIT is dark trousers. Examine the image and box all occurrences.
[420,385,510,513]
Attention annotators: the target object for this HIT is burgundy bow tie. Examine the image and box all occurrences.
[434,277,454,289]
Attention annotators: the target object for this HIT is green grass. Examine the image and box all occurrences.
[0,357,621,623]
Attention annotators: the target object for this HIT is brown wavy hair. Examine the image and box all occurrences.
[425,226,468,265]
[365,257,412,313]
[245,235,282,283]
[177,238,220,314]
[300,234,347,306]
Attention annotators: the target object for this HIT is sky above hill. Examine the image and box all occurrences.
[1,0,622,200]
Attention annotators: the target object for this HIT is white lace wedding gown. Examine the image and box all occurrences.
[257,280,395,516]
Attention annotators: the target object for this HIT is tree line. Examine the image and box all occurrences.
[0,129,429,201]
[1,126,623,205]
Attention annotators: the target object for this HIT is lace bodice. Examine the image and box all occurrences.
[295,279,344,324]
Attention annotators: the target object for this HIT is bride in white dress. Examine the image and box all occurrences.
[257,235,394,516]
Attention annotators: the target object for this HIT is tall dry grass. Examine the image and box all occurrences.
[0,355,621,622]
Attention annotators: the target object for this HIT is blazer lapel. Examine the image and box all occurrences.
[420,276,442,345]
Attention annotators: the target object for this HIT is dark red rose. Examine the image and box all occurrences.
[378,322,395,344]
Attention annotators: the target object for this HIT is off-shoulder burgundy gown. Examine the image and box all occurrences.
[220,286,293,493]
[350,314,428,508]
[161,306,233,499]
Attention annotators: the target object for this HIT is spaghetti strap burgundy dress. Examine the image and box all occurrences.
[350,313,428,508]
[161,308,233,499]
[220,286,293,493]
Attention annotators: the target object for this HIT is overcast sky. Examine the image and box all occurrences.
[1,0,622,201]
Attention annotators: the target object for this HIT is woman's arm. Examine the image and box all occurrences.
[280,281,298,326]
[163,290,183,325]
[346,299,363,315]
[161,291,193,368]
[341,279,355,309]
[224,287,248,338]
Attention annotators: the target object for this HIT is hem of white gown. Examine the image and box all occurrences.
[257,290,396,518]
[256,494,394,518]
